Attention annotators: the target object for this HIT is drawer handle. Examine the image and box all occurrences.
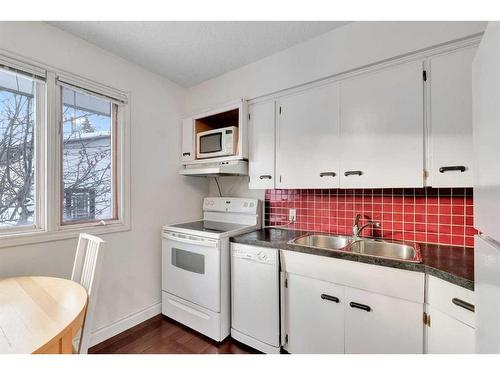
[321,294,340,303]
[439,166,466,173]
[452,298,475,312]
[319,172,336,178]
[349,301,371,312]
[344,170,363,177]
[259,175,272,180]
[182,152,191,156]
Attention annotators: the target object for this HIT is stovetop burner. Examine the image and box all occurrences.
[169,220,248,234]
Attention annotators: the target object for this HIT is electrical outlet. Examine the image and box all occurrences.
[289,209,297,222]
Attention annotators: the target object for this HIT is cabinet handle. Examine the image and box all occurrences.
[439,166,466,173]
[344,170,363,177]
[321,294,340,303]
[349,301,371,312]
[259,175,272,180]
[452,298,475,312]
[319,172,336,178]
[182,152,191,157]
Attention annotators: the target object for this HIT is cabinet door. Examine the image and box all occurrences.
[277,84,340,188]
[344,286,423,354]
[426,306,475,354]
[473,25,500,242]
[340,60,424,188]
[248,100,275,189]
[428,46,476,187]
[284,273,345,354]
[181,117,194,162]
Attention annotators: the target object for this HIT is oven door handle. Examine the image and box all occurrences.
[162,232,219,248]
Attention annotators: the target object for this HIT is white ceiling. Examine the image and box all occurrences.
[48,21,350,87]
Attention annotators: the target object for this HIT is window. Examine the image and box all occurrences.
[60,86,117,224]
[0,53,129,247]
[0,67,41,231]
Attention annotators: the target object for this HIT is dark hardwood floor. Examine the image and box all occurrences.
[88,314,260,354]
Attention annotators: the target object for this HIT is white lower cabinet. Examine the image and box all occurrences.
[285,273,345,354]
[425,306,475,354]
[273,250,475,354]
[424,275,475,353]
[344,286,424,354]
[283,272,423,354]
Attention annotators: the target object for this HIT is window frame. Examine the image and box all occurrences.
[0,64,46,236]
[0,52,131,248]
[57,85,119,226]
[54,75,130,235]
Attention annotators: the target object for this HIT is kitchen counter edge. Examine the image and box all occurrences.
[230,228,474,291]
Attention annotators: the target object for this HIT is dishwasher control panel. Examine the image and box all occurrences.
[232,244,277,265]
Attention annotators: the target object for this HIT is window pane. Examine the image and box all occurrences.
[0,69,36,229]
[62,87,115,224]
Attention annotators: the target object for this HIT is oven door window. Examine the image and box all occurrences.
[200,133,222,153]
[171,248,205,274]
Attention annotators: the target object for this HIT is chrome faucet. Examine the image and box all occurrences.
[353,214,380,240]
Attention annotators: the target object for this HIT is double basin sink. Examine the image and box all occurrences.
[289,234,422,263]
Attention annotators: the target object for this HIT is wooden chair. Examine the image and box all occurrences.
[71,233,105,354]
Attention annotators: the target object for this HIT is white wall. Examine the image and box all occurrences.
[0,22,207,345]
[186,21,487,200]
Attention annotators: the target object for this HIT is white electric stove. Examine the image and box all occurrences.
[161,197,261,341]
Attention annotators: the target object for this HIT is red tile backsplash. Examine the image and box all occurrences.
[264,188,476,248]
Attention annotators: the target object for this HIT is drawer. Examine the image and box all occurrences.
[427,275,475,327]
[162,291,223,341]
[281,249,425,303]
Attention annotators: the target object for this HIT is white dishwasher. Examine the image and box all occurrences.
[231,243,280,354]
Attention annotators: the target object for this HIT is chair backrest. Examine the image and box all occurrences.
[71,233,105,354]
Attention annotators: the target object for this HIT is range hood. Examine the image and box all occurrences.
[179,160,248,177]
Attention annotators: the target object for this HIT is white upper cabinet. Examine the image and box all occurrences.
[181,117,195,162]
[248,100,276,189]
[180,99,248,166]
[245,41,476,190]
[276,83,340,188]
[427,46,476,187]
[339,60,424,188]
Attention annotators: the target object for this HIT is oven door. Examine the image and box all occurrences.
[162,231,220,312]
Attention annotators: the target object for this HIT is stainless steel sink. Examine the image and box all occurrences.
[291,234,352,250]
[289,234,421,263]
[350,239,421,263]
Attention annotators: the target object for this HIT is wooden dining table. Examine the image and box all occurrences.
[0,276,88,354]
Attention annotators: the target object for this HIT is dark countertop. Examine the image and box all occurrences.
[420,243,474,290]
[230,228,474,291]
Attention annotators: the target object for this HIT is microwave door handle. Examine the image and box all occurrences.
[162,232,217,247]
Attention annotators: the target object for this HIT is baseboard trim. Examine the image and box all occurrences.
[89,302,162,347]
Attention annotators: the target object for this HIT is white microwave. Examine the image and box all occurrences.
[196,126,238,159]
